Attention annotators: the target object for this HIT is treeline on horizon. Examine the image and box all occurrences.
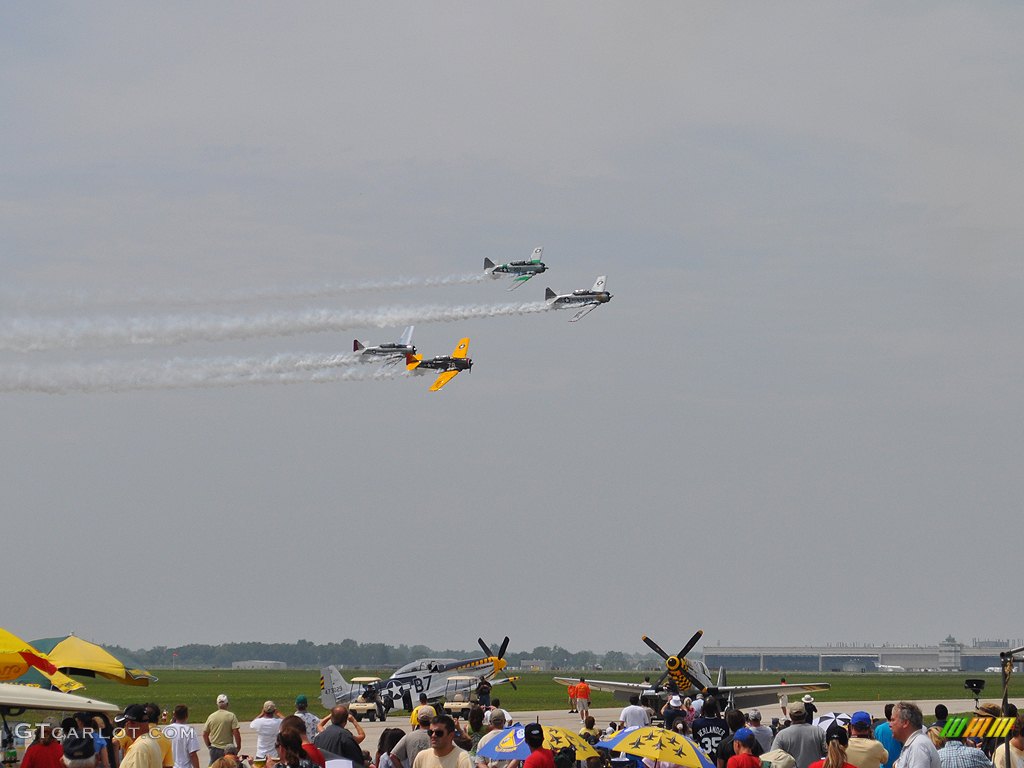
[106,639,661,670]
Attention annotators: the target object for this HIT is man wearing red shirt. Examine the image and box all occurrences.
[522,724,554,768]
[726,729,761,768]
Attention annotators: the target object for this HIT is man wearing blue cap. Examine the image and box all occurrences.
[728,729,762,768]
[846,712,887,768]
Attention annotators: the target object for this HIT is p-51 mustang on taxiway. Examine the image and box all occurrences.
[484,247,547,290]
[320,636,518,715]
[555,630,829,710]
[405,337,472,391]
[353,326,416,366]
[545,276,612,321]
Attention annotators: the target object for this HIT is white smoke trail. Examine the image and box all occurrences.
[0,352,400,394]
[0,273,489,310]
[0,301,550,352]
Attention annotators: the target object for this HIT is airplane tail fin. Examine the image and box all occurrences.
[483,258,496,274]
[320,665,349,709]
[545,288,557,302]
[530,246,543,263]
[592,275,607,292]
[399,326,415,346]
[406,353,422,371]
[354,340,364,352]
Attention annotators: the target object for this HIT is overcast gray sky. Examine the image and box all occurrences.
[2,3,1022,657]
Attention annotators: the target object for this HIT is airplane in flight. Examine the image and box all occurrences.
[484,246,548,290]
[354,326,416,366]
[544,276,612,321]
[320,636,518,715]
[555,630,829,710]
[405,337,472,391]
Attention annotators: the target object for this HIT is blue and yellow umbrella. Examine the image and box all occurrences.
[478,726,599,760]
[597,727,715,768]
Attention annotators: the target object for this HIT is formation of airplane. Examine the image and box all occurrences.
[320,636,518,714]
[349,247,613,392]
[405,337,472,391]
[545,276,613,322]
[354,326,416,366]
[555,630,829,710]
[484,246,547,290]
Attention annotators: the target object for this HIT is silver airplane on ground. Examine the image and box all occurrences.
[320,636,518,716]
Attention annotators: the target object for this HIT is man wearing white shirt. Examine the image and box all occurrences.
[890,702,940,768]
[619,696,651,730]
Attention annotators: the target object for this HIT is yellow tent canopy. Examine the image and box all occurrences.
[0,628,82,692]
[31,635,157,686]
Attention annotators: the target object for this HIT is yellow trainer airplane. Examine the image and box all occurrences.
[405,337,472,391]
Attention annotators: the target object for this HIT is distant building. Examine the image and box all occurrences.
[703,638,1022,672]
[232,660,287,669]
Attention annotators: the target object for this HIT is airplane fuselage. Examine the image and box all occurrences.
[492,261,547,276]
[360,343,416,358]
[552,290,612,307]
[321,655,503,708]
[416,356,472,373]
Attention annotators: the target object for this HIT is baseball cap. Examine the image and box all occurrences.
[217,694,229,705]
[263,701,277,714]
[788,701,806,717]
[733,728,755,747]
[524,723,544,744]
[490,711,507,726]
[826,727,849,746]
[62,736,95,760]
[296,695,308,707]
[114,704,149,725]
[851,712,872,728]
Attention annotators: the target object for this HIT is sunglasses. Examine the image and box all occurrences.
[428,730,449,738]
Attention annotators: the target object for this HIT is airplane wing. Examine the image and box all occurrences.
[508,274,534,290]
[569,304,600,322]
[451,338,470,358]
[429,370,461,391]
[553,676,649,698]
[716,682,831,708]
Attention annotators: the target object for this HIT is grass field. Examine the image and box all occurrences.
[60,670,1016,720]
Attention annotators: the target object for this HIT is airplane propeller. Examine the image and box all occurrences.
[478,636,517,690]
[643,630,707,692]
